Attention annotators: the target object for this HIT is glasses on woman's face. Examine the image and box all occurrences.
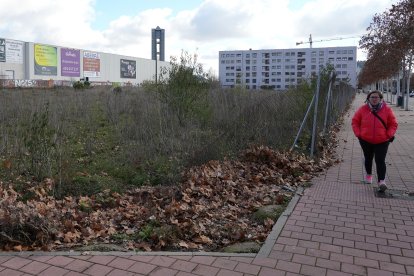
[370,96,380,99]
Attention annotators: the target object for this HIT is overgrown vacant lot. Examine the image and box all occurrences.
[0,81,351,251]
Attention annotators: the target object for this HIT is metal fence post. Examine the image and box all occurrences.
[310,73,321,158]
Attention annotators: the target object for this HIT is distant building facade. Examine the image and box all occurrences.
[0,37,169,87]
[219,46,357,90]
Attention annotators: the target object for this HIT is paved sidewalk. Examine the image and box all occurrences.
[0,93,413,276]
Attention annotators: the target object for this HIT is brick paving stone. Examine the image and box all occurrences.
[64,259,94,272]
[83,263,114,276]
[0,257,13,265]
[215,269,243,276]
[306,248,330,259]
[283,245,306,255]
[88,255,116,265]
[299,264,327,276]
[342,247,366,258]
[379,261,406,274]
[149,267,178,276]
[366,268,393,276]
[406,265,414,275]
[38,266,70,276]
[0,268,23,276]
[326,270,352,276]
[192,264,220,276]
[176,272,198,276]
[340,263,366,276]
[275,260,301,274]
[20,261,50,275]
[332,238,354,248]
[297,240,319,249]
[229,257,254,264]
[251,257,277,268]
[292,254,316,266]
[378,245,402,255]
[315,258,340,270]
[65,272,88,276]
[365,251,391,262]
[234,262,261,275]
[267,250,293,261]
[46,256,74,267]
[312,235,333,244]
[319,243,342,254]
[150,256,177,267]
[190,256,217,266]
[2,257,32,270]
[365,236,387,245]
[128,261,157,275]
[212,258,238,270]
[257,267,285,276]
[170,260,198,272]
[353,257,379,268]
[107,257,136,270]
[330,253,354,264]
[106,269,141,276]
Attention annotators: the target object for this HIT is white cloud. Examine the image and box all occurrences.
[0,0,399,76]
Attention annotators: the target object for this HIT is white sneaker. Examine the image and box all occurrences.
[378,180,387,192]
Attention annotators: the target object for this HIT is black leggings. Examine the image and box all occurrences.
[359,139,390,181]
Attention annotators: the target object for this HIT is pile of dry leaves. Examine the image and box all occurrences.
[0,139,340,252]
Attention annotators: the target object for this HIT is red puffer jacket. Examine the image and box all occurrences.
[352,102,398,144]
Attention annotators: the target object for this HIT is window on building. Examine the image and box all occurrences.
[319,51,324,56]
[252,53,257,58]
[329,50,335,54]
[246,53,250,58]
[311,51,316,56]
[319,58,324,63]
[246,72,250,77]
[246,66,250,71]
[246,60,250,64]
[252,79,256,83]
[348,57,354,61]
[311,58,316,63]
[342,64,347,68]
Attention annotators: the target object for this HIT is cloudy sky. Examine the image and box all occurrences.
[0,0,397,75]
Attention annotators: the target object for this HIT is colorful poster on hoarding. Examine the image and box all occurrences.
[6,39,24,64]
[34,44,57,75]
[61,48,80,77]
[0,39,5,62]
[83,51,100,77]
[120,59,136,79]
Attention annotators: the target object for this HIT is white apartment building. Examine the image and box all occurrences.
[219,46,357,90]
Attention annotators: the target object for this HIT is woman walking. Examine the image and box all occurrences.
[352,90,398,192]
